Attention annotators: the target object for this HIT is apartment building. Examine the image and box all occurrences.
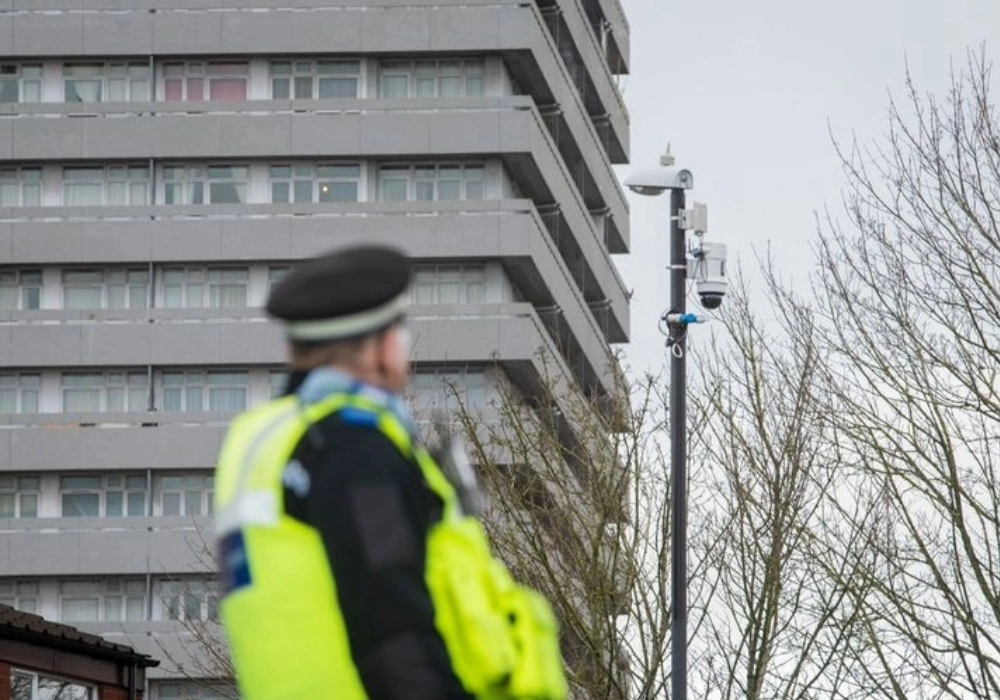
[0,1,630,696]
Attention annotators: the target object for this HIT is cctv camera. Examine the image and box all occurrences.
[688,241,728,310]
[697,279,726,309]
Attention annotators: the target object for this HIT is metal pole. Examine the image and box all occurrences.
[669,186,688,700]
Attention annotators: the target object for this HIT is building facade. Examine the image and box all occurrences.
[0,0,630,696]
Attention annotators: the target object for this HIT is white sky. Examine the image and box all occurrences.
[614,0,1000,373]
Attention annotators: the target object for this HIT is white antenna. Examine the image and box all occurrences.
[660,144,675,166]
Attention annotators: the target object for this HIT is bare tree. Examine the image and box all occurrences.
[453,359,680,700]
[806,50,1000,700]
[685,268,876,700]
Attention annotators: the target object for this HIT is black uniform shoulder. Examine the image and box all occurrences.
[284,409,440,526]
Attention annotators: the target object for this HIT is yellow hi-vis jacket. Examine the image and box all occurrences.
[214,389,569,700]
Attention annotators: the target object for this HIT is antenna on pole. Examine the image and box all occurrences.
[660,144,675,166]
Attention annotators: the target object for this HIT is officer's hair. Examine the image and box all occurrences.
[288,332,382,371]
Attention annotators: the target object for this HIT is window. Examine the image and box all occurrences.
[12,670,93,700]
[161,371,248,413]
[60,474,148,518]
[378,163,485,202]
[62,165,150,206]
[61,371,149,413]
[379,58,484,98]
[0,581,39,613]
[269,370,288,399]
[268,267,290,295]
[157,578,219,622]
[163,165,248,205]
[410,369,488,415]
[0,168,42,207]
[0,374,40,414]
[0,63,42,103]
[157,473,214,517]
[63,62,149,103]
[0,476,40,518]
[153,681,235,700]
[162,267,249,308]
[163,61,248,102]
[0,270,42,310]
[269,164,360,203]
[62,269,149,309]
[106,62,151,102]
[270,59,360,99]
[59,579,146,623]
[410,265,486,304]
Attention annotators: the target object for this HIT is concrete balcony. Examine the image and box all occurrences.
[0,0,627,165]
[0,516,214,576]
[0,305,616,470]
[0,95,628,253]
[0,199,628,344]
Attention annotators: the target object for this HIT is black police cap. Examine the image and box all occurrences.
[266,245,411,342]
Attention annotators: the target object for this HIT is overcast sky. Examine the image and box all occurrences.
[614,0,1000,373]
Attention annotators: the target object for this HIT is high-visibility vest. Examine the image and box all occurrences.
[214,390,568,700]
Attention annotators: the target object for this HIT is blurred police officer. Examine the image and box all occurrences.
[214,245,567,700]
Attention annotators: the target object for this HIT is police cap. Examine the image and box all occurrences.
[267,245,411,343]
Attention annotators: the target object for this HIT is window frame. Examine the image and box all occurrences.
[0,269,42,310]
[377,162,485,202]
[378,58,484,98]
[0,63,42,104]
[60,370,150,413]
[269,58,361,99]
[156,472,215,517]
[409,367,488,415]
[59,473,149,518]
[162,61,249,102]
[0,475,40,519]
[62,268,150,310]
[12,669,95,700]
[0,580,39,614]
[0,167,43,208]
[63,61,149,103]
[62,164,150,207]
[410,264,487,305]
[161,164,249,205]
[268,163,361,204]
[155,577,220,622]
[58,578,147,623]
[159,370,249,413]
[160,266,250,309]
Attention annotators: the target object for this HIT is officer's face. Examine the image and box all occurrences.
[377,323,411,393]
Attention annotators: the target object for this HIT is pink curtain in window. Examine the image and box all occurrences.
[164,80,183,101]
[210,79,247,102]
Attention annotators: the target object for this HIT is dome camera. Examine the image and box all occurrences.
[697,280,726,309]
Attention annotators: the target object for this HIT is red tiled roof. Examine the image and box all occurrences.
[0,604,158,667]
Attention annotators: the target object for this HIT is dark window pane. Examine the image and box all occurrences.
[62,493,100,517]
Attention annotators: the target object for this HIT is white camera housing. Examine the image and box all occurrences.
[624,167,694,195]
[688,241,728,310]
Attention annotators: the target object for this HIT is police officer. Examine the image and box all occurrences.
[214,245,567,700]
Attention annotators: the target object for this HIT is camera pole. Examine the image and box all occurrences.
[667,183,688,700]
